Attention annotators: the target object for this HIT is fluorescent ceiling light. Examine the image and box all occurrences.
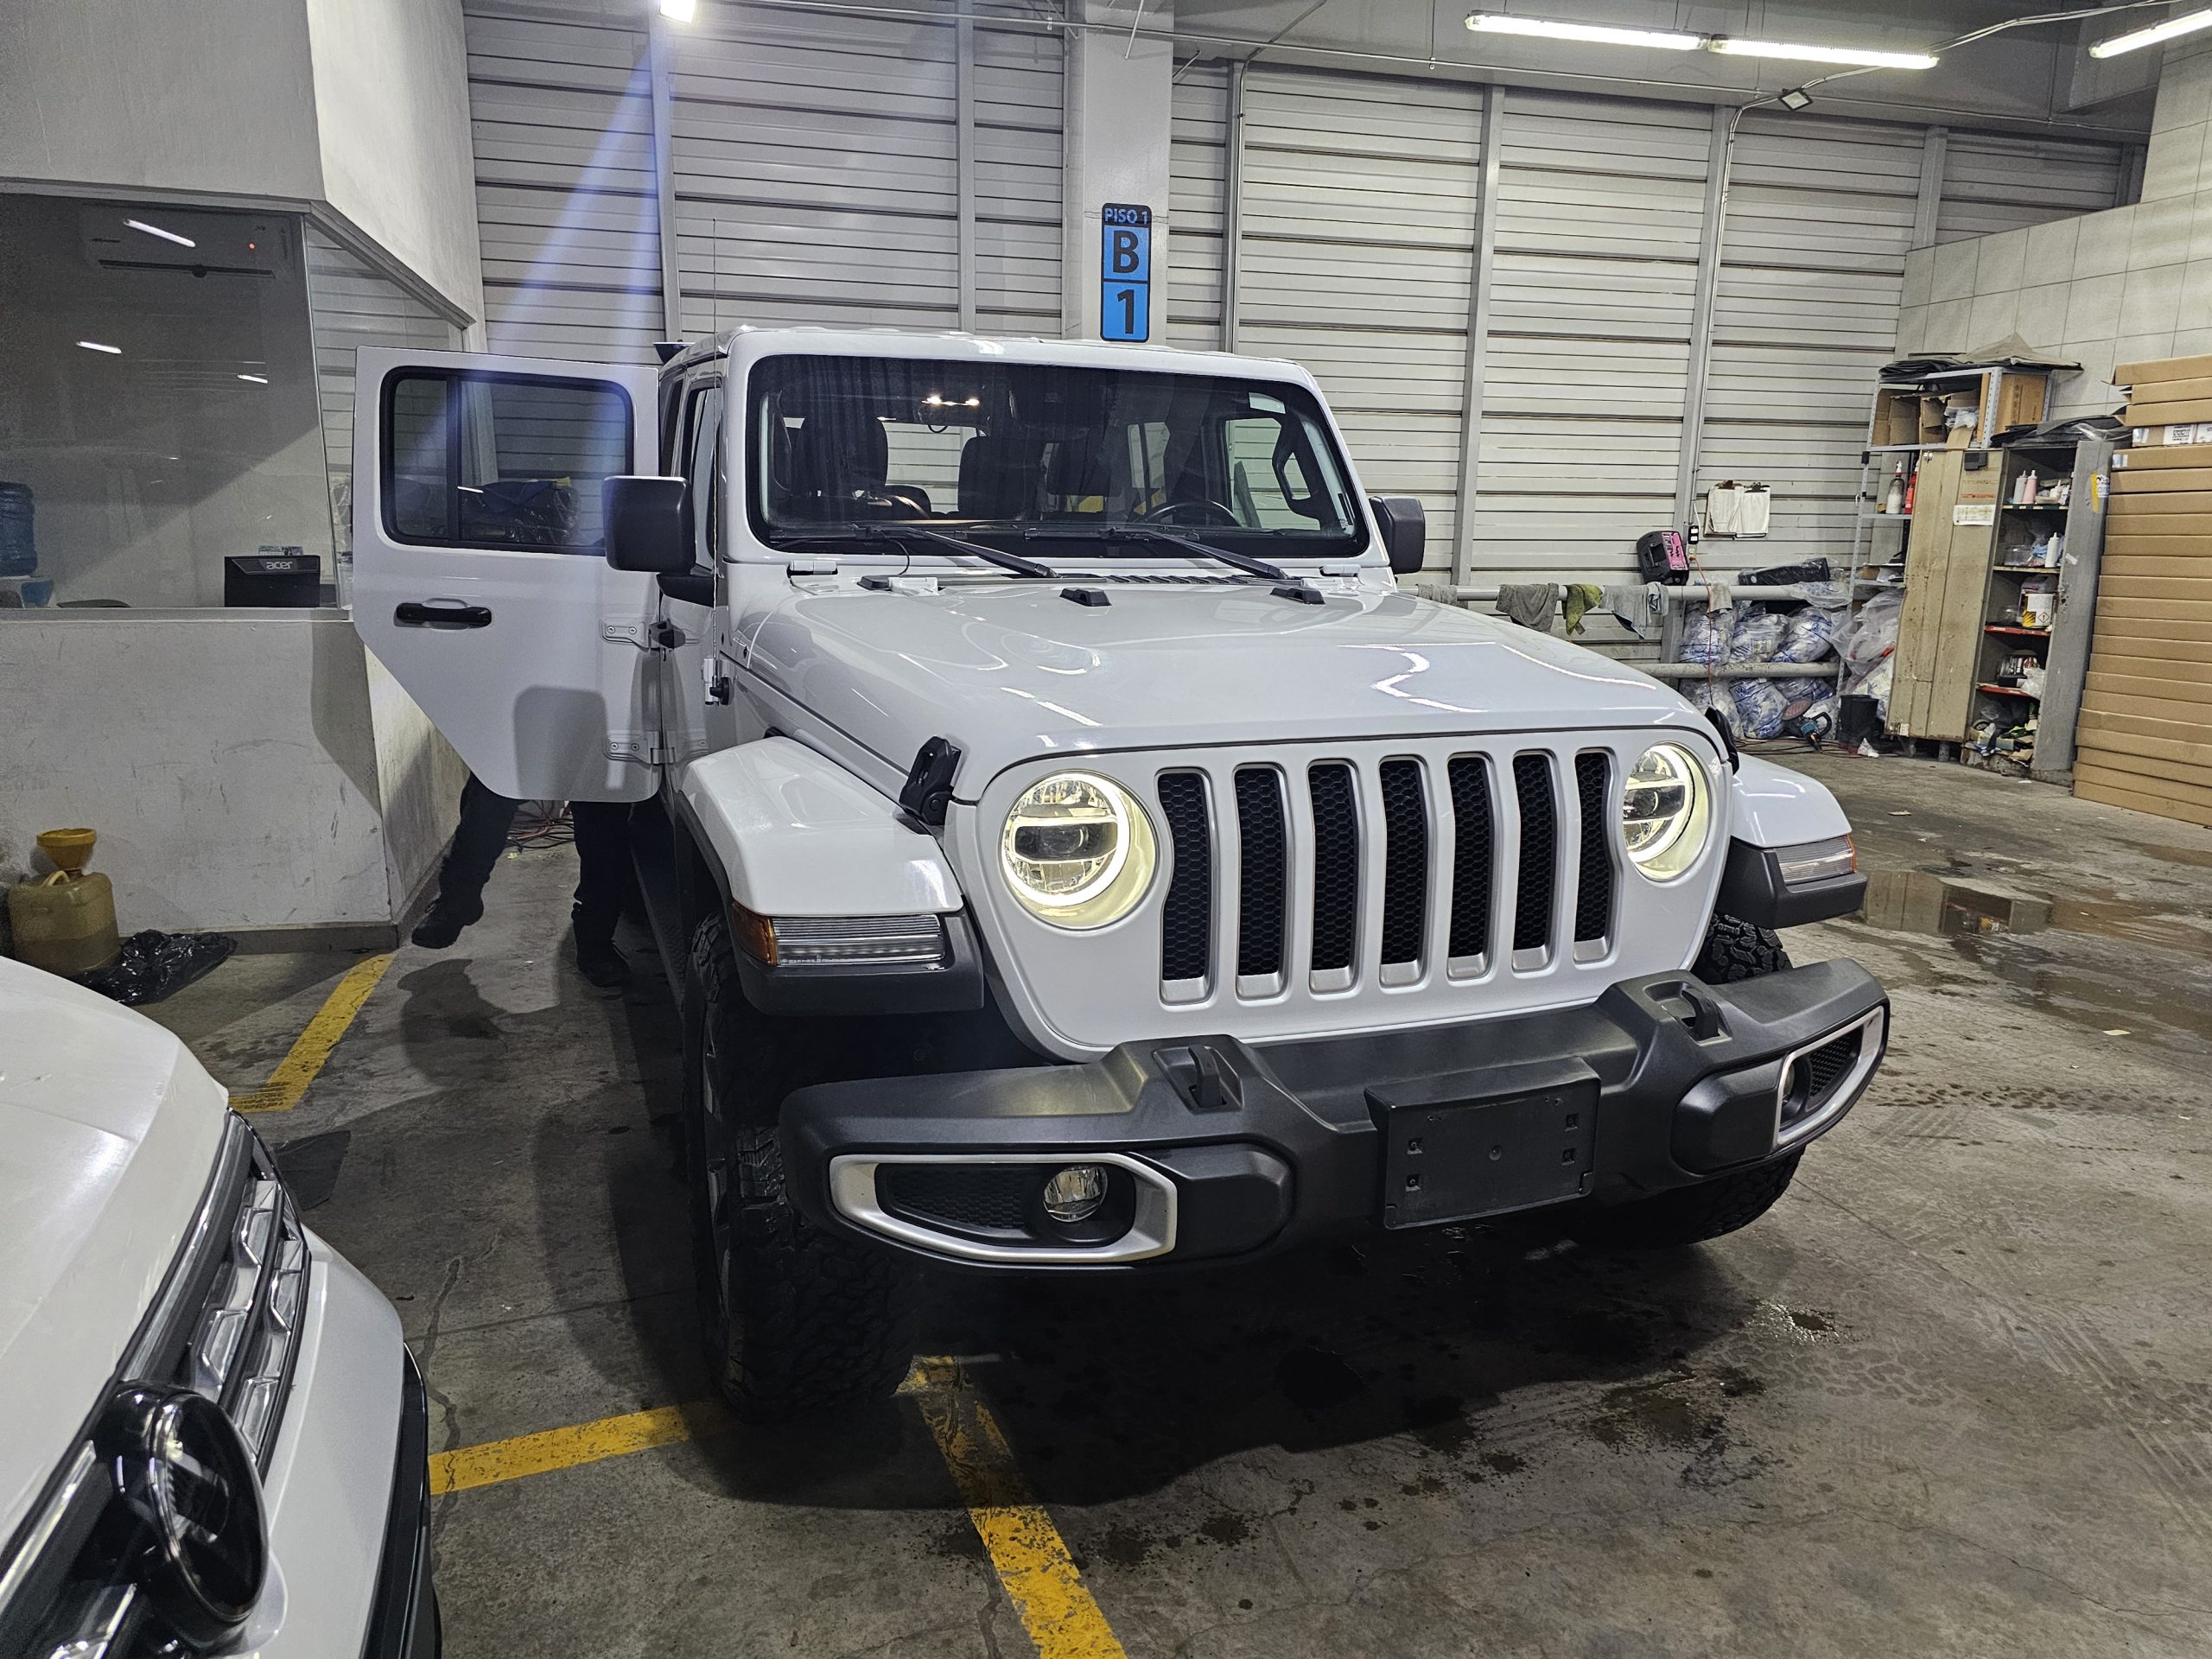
[78,340,122,354]
[1466,12,1700,49]
[659,0,696,20]
[237,373,269,385]
[2090,7,2212,57]
[1708,37,1938,69]
[125,218,195,248]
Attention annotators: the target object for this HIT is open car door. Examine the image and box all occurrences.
[352,347,663,803]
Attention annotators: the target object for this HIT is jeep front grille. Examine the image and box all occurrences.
[1155,740,1634,1001]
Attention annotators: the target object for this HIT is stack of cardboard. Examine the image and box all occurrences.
[2077,354,2212,826]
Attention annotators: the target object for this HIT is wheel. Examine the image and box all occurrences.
[1694,912,1791,982]
[685,913,918,1420]
[1581,1151,1803,1250]
[1141,497,1243,527]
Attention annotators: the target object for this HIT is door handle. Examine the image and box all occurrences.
[395,601,492,630]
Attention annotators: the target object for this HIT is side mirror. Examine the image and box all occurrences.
[603,475,689,573]
[1370,496,1427,577]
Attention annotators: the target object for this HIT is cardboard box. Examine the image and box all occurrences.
[1876,387,1921,447]
[2116,353,2212,387]
[2125,397,2212,427]
[1990,373,2046,435]
[2112,467,2212,493]
[2109,491,2212,515]
[2128,424,2212,447]
[2113,444,2212,468]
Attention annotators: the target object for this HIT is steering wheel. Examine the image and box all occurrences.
[1141,498,1242,529]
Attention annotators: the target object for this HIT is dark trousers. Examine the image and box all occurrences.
[436,775,633,946]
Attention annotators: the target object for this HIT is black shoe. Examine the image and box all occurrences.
[410,896,484,950]
[575,937,630,988]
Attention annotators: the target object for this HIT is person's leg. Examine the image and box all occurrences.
[567,800,635,986]
[411,775,522,949]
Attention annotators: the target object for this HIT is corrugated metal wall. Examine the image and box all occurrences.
[1695,111,1926,572]
[1479,92,1708,576]
[1936,132,2133,242]
[466,10,664,362]
[1166,63,1229,352]
[304,225,458,556]
[1235,68,1485,555]
[452,5,2120,582]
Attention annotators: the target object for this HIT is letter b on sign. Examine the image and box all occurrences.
[1098,203,1152,342]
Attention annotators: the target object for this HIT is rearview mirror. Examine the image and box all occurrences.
[1370,497,1427,577]
[603,475,689,573]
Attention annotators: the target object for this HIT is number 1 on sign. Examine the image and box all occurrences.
[1116,288,1138,337]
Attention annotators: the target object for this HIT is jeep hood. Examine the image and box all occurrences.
[743,582,1702,785]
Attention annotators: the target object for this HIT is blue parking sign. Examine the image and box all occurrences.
[1100,203,1151,342]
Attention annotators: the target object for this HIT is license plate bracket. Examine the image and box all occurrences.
[1369,1059,1598,1229]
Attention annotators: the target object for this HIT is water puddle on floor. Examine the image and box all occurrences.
[1852,871,2212,954]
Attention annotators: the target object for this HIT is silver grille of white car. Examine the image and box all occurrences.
[961,732,1729,1059]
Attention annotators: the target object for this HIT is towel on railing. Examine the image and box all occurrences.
[1494,582,1558,631]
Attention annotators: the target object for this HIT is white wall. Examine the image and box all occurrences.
[305,0,486,325]
[1896,40,2212,416]
[0,616,396,933]
[0,0,321,204]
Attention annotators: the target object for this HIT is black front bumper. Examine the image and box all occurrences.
[364,1351,439,1659]
[781,959,1887,1268]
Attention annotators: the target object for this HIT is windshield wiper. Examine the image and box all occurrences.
[1020,524,1286,582]
[787,523,1052,580]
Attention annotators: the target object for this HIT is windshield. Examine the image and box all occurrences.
[747,354,1366,558]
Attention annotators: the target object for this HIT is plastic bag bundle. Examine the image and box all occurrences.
[1675,680,1718,715]
[1777,675,1835,708]
[1794,579,1850,611]
[1840,589,1903,672]
[1679,607,1730,665]
[1777,611,1836,664]
[1732,677,1789,739]
[1726,608,1787,663]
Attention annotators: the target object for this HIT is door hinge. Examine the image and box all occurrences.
[608,733,677,766]
[601,618,682,651]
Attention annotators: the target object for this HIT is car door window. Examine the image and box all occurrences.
[681,382,724,569]
[383,372,632,551]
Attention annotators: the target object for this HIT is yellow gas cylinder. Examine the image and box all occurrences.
[9,827,122,977]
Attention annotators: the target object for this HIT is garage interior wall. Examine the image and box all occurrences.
[1165,63,2131,585]
[458,3,2127,585]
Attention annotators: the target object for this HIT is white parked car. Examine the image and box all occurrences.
[0,960,435,1657]
[353,329,1885,1420]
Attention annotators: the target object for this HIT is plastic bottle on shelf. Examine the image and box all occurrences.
[1884,463,1905,515]
[1903,464,1916,516]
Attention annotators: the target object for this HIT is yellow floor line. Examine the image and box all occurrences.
[424,1361,1128,1656]
[429,1401,729,1495]
[231,952,393,1115]
[906,1357,1132,1659]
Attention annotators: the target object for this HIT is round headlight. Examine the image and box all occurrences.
[1622,743,1712,880]
[98,1385,268,1649]
[1001,771,1157,928]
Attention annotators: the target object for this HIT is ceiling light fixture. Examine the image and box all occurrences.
[1777,87,1814,111]
[78,340,122,354]
[125,218,196,248]
[1465,12,1700,49]
[1707,37,1937,69]
[237,373,269,385]
[2089,6,2212,57]
[659,0,697,20]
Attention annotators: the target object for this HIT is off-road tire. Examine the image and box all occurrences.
[1584,1151,1803,1250]
[686,914,918,1420]
[1694,912,1791,982]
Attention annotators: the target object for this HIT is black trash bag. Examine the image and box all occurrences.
[83,929,237,1007]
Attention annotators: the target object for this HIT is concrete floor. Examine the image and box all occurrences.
[159,751,2212,1658]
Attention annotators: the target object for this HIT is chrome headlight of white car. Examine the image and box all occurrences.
[1622,743,1712,880]
[1000,771,1157,928]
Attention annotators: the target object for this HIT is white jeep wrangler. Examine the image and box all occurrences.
[353,330,1885,1419]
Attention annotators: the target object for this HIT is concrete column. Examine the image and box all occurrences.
[1061,1,1175,341]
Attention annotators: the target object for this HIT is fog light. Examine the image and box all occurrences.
[1041,1165,1109,1224]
